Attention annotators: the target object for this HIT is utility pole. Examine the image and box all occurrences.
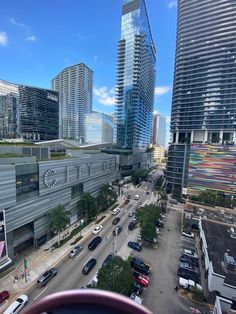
[23,257,28,283]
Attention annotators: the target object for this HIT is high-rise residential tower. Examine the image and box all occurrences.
[51,63,93,142]
[116,0,156,152]
[152,112,166,147]
[166,0,236,196]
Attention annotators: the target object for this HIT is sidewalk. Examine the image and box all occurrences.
[0,209,113,295]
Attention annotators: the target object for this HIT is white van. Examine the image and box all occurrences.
[112,207,121,215]
[134,195,140,200]
[3,295,28,314]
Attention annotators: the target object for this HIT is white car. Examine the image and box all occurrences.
[130,292,143,304]
[3,295,28,314]
[112,207,121,215]
[182,231,194,238]
[134,195,140,200]
[183,249,198,259]
[93,225,103,235]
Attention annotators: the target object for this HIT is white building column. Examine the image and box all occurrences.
[190,130,194,143]
[204,130,208,143]
[220,130,223,144]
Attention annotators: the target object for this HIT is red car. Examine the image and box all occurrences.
[132,271,149,288]
[124,199,130,204]
[0,290,9,304]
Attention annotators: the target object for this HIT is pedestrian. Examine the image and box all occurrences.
[21,271,24,279]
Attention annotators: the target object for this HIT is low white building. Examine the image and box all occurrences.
[199,220,236,300]
[213,296,236,314]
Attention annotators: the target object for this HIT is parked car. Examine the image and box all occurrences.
[102,254,113,268]
[132,271,149,287]
[132,282,143,295]
[113,225,123,236]
[37,268,57,287]
[0,290,9,305]
[128,221,138,231]
[127,194,131,199]
[179,262,199,274]
[137,201,142,205]
[128,211,135,217]
[146,191,150,195]
[177,268,200,284]
[182,230,194,238]
[82,258,97,275]
[112,217,120,225]
[124,199,130,204]
[134,195,140,200]
[112,207,121,215]
[154,220,164,228]
[130,292,143,304]
[130,257,150,275]
[88,236,102,250]
[178,277,202,291]
[93,225,103,235]
[128,241,142,252]
[183,249,198,259]
[69,245,83,258]
[3,295,28,314]
[180,255,199,267]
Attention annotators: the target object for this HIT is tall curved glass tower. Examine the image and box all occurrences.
[166,0,236,195]
[116,0,156,152]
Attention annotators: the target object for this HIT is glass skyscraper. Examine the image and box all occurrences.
[51,63,93,142]
[166,0,236,195]
[152,112,167,147]
[116,0,156,152]
[0,80,59,141]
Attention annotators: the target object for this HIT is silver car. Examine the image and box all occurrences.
[37,267,57,287]
[69,245,83,258]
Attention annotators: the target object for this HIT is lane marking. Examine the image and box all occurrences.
[34,286,47,301]
[83,256,92,266]
[76,251,85,259]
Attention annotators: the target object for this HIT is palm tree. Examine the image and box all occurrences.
[99,184,117,208]
[78,192,96,223]
[49,204,70,246]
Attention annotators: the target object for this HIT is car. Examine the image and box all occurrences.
[3,295,28,314]
[132,271,149,287]
[230,233,236,239]
[130,257,150,275]
[113,225,123,236]
[37,268,57,287]
[112,207,121,215]
[178,277,202,291]
[137,201,142,205]
[146,191,150,195]
[128,211,135,217]
[128,241,142,251]
[177,268,200,283]
[160,213,165,219]
[69,245,83,258]
[0,290,9,305]
[128,221,138,231]
[88,271,98,287]
[154,220,164,228]
[127,194,131,199]
[182,230,195,238]
[88,236,102,250]
[156,227,160,235]
[180,255,199,267]
[102,254,113,268]
[82,258,97,275]
[124,199,130,204]
[179,262,199,274]
[112,217,121,225]
[137,234,142,241]
[134,195,140,200]
[93,225,103,235]
[130,292,143,304]
[132,282,143,295]
[183,249,198,259]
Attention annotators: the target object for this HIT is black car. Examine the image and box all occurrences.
[179,262,199,274]
[127,194,131,199]
[102,254,113,268]
[146,191,150,195]
[113,225,123,236]
[127,241,142,252]
[112,217,121,225]
[180,255,199,267]
[128,221,138,231]
[177,268,200,283]
[133,282,143,295]
[154,220,164,228]
[37,268,57,287]
[130,257,150,275]
[88,236,102,250]
[82,258,97,275]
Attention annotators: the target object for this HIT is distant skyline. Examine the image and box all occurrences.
[0,0,177,143]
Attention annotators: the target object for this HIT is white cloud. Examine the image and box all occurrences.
[167,0,177,9]
[166,115,171,123]
[155,86,172,96]
[9,17,27,28]
[0,32,8,47]
[94,87,116,107]
[25,35,36,42]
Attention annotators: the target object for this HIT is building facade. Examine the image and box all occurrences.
[0,80,59,141]
[0,153,116,271]
[166,0,236,194]
[51,63,93,142]
[116,0,156,152]
[152,112,166,147]
[153,144,166,165]
[85,112,115,144]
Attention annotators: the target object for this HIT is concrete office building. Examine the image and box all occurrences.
[85,112,115,144]
[0,80,59,141]
[51,63,93,142]
[0,153,116,271]
[166,0,236,195]
[116,0,156,152]
[152,112,166,147]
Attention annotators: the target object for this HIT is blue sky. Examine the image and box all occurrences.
[0,0,177,140]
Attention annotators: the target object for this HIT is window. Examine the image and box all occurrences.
[71,183,83,199]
